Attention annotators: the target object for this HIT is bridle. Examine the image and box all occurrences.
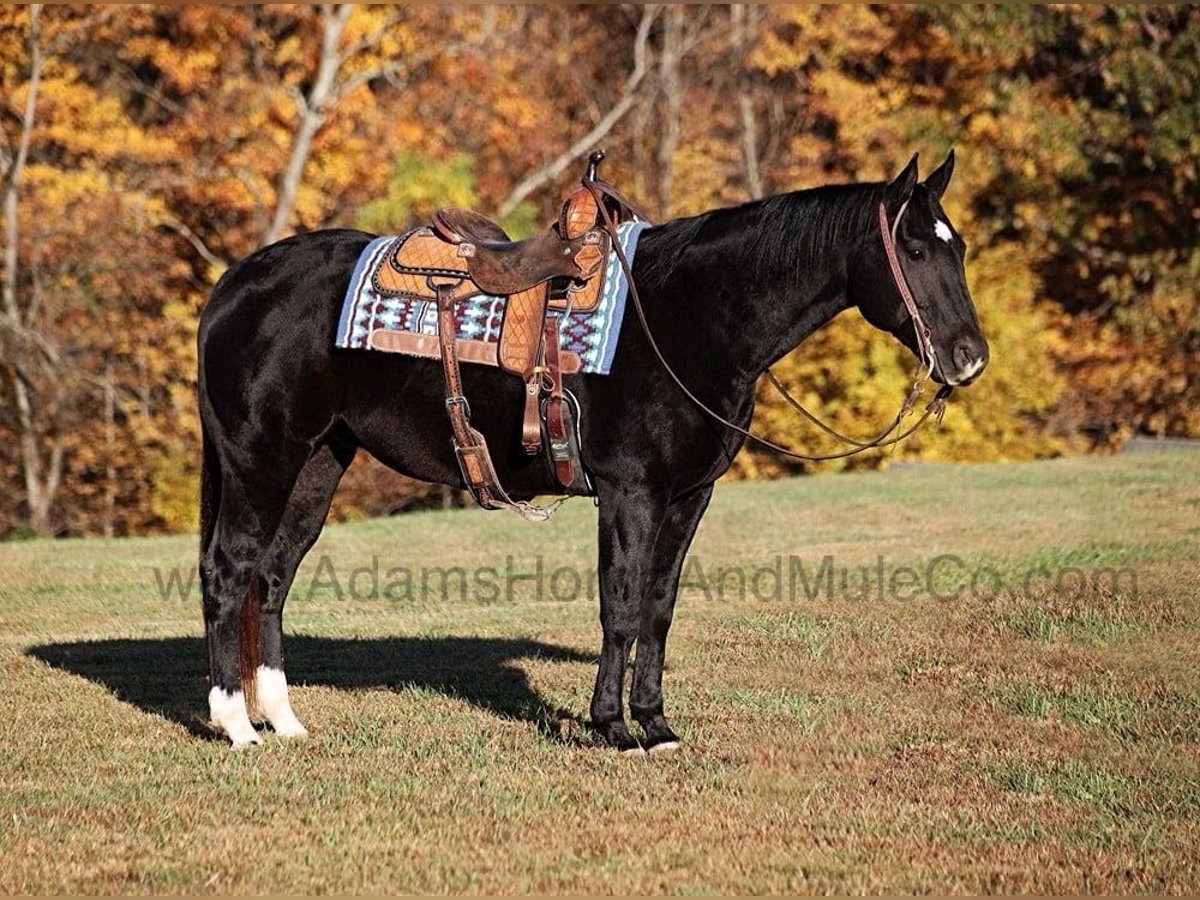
[584,179,952,462]
[879,198,938,377]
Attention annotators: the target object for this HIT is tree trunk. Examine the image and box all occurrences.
[262,4,352,245]
[104,361,116,539]
[655,6,684,218]
[1,6,62,535]
[2,6,41,322]
[733,5,764,199]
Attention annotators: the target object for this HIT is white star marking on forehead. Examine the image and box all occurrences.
[934,219,953,244]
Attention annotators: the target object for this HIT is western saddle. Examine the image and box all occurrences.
[370,150,641,513]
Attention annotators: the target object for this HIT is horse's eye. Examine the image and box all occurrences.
[907,246,925,261]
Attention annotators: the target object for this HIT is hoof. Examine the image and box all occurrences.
[271,720,309,739]
[647,739,681,756]
[228,729,262,750]
[639,717,681,755]
[257,667,307,739]
[210,687,262,749]
[590,719,642,753]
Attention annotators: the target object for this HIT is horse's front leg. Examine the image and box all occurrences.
[629,484,713,753]
[590,481,668,753]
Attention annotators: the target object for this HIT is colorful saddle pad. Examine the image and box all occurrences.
[336,220,648,375]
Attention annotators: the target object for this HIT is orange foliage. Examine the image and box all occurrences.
[0,5,1195,536]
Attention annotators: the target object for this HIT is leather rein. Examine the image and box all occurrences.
[584,179,952,463]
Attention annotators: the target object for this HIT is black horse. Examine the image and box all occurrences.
[197,151,987,751]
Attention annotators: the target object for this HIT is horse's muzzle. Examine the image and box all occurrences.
[942,336,989,386]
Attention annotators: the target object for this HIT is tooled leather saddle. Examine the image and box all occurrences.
[372,150,641,511]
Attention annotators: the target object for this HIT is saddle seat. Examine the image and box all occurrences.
[458,226,604,296]
[432,207,511,245]
[422,186,606,296]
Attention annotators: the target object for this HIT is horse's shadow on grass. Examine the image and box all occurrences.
[26,635,594,743]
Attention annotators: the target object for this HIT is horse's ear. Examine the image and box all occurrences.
[923,148,955,201]
[886,153,919,212]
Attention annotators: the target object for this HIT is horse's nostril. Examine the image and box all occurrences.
[947,338,988,385]
[953,342,975,370]
[950,338,988,367]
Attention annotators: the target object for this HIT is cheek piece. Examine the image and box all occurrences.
[878,199,937,378]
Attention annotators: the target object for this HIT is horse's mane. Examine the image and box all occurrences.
[636,182,886,296]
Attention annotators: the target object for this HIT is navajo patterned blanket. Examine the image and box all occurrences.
[335,220,648,375]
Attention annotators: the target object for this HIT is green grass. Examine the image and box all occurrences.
[1,450,1199,892]
[997,677,1200,743]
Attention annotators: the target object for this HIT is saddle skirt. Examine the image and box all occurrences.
[336,220,648,377]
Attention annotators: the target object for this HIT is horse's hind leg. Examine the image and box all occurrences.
[254,435,355,736]
[201,448,306,747]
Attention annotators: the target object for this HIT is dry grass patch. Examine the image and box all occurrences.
[1,451,1198,892]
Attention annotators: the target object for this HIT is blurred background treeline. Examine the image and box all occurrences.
[0,4,1196,538]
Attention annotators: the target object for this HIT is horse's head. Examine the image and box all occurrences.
[850,151,989,386]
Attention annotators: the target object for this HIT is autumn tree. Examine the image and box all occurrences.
[0,4,1195,537]
[0,5,187,535]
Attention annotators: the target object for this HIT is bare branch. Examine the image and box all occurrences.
[115,60,186,117]
[263,3,351,244]
[681,6,728,57]
[0,315,61,370]
[332,59,409,98]
[286,84,308,118]
[495,6,660,221]
[26,249,43,324]
[157,214,228,272]
[44,5,119,55]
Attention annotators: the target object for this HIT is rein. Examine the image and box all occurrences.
[584,179,952,462]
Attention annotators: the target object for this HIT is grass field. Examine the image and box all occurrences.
[1,450,1198,893]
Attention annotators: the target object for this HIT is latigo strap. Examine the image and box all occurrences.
[436,283,506,510]
[521,375,542,455]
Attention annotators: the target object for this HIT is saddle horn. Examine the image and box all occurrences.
[586,149,606,182]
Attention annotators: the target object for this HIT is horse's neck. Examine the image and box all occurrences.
[633,192,865,391]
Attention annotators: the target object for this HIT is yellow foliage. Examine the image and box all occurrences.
[0,4,1195,535]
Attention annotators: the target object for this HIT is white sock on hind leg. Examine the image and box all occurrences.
[256,666,308,737]
[208,686,261,748]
